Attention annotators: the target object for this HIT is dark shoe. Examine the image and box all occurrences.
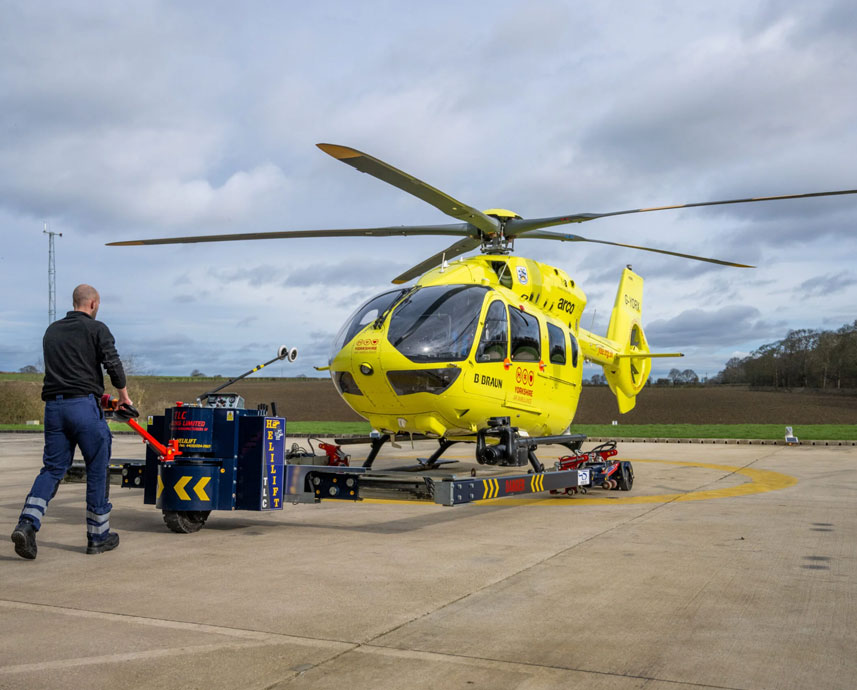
[86,531,120,555]
[11,520,37,560]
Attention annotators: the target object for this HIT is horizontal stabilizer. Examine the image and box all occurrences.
[615,352,684,359]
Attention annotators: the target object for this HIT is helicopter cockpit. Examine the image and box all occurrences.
[331,285,491,364]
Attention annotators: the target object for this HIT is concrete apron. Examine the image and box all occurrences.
[1,433,854,690]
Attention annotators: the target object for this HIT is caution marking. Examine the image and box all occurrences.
[172,476,213,502]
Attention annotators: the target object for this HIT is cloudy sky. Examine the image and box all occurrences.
[2,0,856,384]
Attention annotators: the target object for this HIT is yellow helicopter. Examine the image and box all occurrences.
[110,144,856,468]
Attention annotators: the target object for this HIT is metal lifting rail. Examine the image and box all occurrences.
[287,464,593,506]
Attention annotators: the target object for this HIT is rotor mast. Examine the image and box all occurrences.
[479,209,520,255]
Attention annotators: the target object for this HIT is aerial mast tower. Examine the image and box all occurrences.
[43,222,62,324]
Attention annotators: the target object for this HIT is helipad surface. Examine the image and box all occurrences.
[1,433,854,689]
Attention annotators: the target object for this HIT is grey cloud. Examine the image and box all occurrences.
[209,265,282,288]
[281,260,410,287]
[646,305,784,347]
[797,271,857,297]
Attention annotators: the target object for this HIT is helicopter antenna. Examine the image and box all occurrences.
[589,308,597,331]
[440,252,448,273]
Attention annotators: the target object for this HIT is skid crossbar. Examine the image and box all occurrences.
[288,465,589,506]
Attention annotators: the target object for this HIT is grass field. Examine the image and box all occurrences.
[2,374,856,439]
[572,424,856,441]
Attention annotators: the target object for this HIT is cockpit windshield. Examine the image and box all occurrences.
[387,285,489,363]
[329,288,409,363]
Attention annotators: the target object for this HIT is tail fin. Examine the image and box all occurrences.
[578,267,683,413]
[603,268,650,413]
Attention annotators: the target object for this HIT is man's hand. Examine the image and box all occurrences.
[116,388,133,407]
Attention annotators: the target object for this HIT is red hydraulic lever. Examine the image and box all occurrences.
[126,417,182,463]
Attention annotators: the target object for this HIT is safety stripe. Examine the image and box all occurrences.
[26,496,48,508]
[481,478,500,500]
[530,474,545,492]
[86,510,110,523]
[87,521,110,535]
[22,507,43,520]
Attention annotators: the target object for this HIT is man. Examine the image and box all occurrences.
[11,284,132,559]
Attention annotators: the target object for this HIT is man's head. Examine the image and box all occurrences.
[72,284,100,317]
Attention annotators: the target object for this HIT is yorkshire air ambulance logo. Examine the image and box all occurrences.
[516,266,529,284]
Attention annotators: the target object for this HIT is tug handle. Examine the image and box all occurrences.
[125,417,182,463]
[101,395,181,463]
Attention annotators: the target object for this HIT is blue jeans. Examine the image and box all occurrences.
[19,394,113,541]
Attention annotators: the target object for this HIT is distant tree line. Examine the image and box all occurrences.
[714,320,857,389]
[584,369,700,386]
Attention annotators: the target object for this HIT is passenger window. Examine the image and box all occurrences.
[476,301,508,362]
[568,331,579,368]
[510,308,540,362]
[547,323,566,364]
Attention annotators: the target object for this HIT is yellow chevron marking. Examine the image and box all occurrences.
[482,480,490,500]
[157,475,164,499]
[174,476,192,501]
[193,477,211,501]
[492,478,499,498]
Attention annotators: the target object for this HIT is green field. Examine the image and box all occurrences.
[572,424,856,441]
[2,422,854,440]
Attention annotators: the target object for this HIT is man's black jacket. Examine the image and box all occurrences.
[42,311,126,400]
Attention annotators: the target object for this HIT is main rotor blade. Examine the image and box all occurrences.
[518,230,754,267]
[392,237,482,284]
[317,143,498,236]
[505,188,857,235]
[107,224,472,246]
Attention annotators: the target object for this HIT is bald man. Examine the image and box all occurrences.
[12,284,132,559]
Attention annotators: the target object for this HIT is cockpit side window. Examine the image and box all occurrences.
[509,308,540,362]
[476,301,508,362]
[329,288,408,363]
[547,322,566,365]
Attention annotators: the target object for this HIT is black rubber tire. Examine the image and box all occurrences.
[617,462,634,491]
[163,510,211,533]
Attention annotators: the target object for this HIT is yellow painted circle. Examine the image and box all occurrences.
[363,459,797,506]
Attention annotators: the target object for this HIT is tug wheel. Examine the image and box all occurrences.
[616,462,634,491]
[163,510,211,533]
